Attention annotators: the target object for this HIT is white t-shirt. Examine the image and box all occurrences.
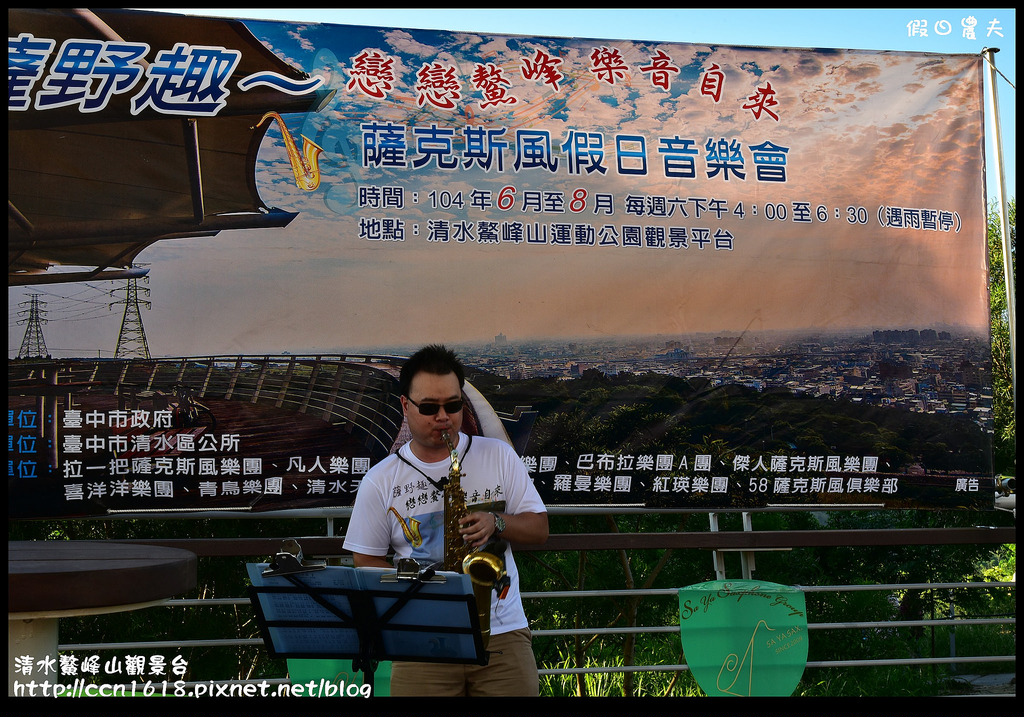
[344,432,546,636]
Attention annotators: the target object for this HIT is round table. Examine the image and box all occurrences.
[8,540,197,696]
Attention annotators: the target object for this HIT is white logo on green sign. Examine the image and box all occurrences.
[679,580,808,696]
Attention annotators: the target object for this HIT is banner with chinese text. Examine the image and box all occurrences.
[8,8,993,518]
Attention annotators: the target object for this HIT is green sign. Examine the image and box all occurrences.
[286,658,391,696]
[679,580,808,697]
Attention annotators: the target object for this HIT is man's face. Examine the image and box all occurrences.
[402,371,463,458]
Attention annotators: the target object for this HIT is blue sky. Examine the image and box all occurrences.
[156,8,1015,201]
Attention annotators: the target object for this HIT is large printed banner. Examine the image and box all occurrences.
[8,9,994,518]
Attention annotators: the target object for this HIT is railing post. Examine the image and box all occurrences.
[709,513,726,579]
[739,512,755,580]
[709,511,760,580]
[948,590,957,674]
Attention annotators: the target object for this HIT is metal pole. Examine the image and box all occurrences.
[948,591,957,674]
[741,511,754,580]
[709,512,723,579]
[982,48,1016,410]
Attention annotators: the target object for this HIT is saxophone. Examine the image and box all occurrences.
[441,431,509,650]
[257,111,324,191]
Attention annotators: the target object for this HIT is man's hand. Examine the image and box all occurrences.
[460,510,548,547]
[458,511,499,548]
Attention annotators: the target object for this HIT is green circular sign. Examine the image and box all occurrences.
[679,580,808,696]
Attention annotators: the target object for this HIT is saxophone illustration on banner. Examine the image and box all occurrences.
[257,111,324,191]
[717,619,774,696]
[441,431,509,650]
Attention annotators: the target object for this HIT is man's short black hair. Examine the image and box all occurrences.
[399,344,465,397]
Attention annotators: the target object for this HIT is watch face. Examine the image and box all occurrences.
[493,513,506,534]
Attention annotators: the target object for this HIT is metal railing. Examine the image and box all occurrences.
[521,583,1015,674]
[44,520,1015,697]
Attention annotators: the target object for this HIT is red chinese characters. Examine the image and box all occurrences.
[415,62,462,109]
[343,45,782,122]
[639,50,680,90]
[743,82,780,121]
[346,49,396,99]
[471,62,518,109]
[700,63,725,103]
[589,46,629,85]
[521,49,564,91]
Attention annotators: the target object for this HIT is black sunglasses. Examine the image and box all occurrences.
[406,397,464,416]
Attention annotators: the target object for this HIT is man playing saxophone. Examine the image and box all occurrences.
[344,344,549,697]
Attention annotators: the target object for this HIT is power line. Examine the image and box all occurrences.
[8,283,115,327]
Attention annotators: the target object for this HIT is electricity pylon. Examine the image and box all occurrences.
[111,274,152,359]
[17,293,49,359]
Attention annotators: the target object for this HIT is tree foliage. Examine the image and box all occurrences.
[988,198,1016,473]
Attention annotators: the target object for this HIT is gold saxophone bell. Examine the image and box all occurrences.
[257,111,324,191]
[463,549,506,586]
[441,431,508,651]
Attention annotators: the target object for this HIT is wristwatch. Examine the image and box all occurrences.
[490,511,506,536]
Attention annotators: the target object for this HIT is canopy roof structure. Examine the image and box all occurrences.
[8,8,330,286]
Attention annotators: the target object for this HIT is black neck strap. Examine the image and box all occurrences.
[395,434,473,490]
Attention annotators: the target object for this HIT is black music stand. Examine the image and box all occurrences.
[247,557,487,694]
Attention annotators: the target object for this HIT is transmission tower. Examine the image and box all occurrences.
[111,274,152,359]
[17,294,50,359]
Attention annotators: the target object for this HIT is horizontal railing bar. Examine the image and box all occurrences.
[539,655,1016,677]
[158,581,1014,608]
[60,616,1014,651]
[524,527,1017,550]
[535,617,1015,637]
[114,526,1015,556]
[536,626,678,637]
[812,617,1014,629]
[805,656,1015,668]
[60,638,265,651]
[169,598,248,607]
[521,582,1015,598]
[794,582,1017,592]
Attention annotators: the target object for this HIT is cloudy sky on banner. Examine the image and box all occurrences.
[159,8,1015,200]
[265,31,981,337]
[11,9,1013,358]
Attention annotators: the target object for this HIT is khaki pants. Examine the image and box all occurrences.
[389,627,539,697]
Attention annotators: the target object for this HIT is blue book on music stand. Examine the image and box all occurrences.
[247,559,486,693]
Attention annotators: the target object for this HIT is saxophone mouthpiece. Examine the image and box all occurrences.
[441,431,460,473]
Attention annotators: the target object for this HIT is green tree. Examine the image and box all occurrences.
[988,198,1015,474]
